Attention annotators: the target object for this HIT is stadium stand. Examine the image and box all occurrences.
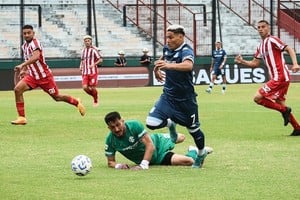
[0,0,299,59]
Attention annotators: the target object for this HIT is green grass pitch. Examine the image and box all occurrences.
[0,83,300,200]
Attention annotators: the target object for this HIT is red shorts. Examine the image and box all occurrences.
[258,80,289,101]
[82,74,98,87]
[23,74,59,96]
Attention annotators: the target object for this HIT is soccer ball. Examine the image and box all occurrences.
[71,155,92,176]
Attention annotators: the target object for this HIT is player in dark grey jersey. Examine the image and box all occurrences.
[146,24,212,168]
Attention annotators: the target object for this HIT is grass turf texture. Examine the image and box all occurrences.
[0,83,300,200]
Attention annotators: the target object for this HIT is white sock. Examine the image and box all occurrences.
[198,148,205,156]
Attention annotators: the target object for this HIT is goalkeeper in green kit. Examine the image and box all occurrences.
[104,111,213,170]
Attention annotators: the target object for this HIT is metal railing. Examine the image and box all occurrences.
[106,0,207,56]
[219,0,300,52]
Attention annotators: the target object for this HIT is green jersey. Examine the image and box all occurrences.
[105,120,175,165]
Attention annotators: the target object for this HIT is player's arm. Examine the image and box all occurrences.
[210,58,214,71]
[131,133,154,170]
[15,49,40,71]
[284,46,300,73]
[14,49,40,79]
[153,56,165,82]
[234,55,260,68]
[155,59,193,72]
[107,155,129,169]
[94,51,103,67]
[94,57,103,67]
[220,55,227,69]
[79,60,83,71]
[140,133,154,163]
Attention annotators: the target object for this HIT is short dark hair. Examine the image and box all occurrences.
[104,111,121,124]
[22,24,34,30]
[258,20,269,25]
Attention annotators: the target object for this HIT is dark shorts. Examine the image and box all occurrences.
[212,67,224,77]
[148,93,200,127]
[160,152,174,165]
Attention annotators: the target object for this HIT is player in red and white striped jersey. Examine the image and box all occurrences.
[235,20,300,136]
[79,35,102,107]
[11,25,86,125]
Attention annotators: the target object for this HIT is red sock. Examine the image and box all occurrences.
[289,113,300,130]
[84,88,93,96]
[257,98,285,112]
[91,88,98,103]
[16,102,25,117]
[68,96,78,106]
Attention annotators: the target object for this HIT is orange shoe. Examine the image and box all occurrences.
[11,116,27,125]
[77,98,86,116]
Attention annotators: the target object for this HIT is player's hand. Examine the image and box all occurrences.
[14,64,23,72]
[114,163,130,169]
[153,67,165,83]
[291,64,300,73]
[89,64,95,69]
[234,55,243,64]
[19,69,28,79]
[155,60,168,70]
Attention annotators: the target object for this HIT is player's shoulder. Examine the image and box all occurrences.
[182,43,193,51]
[105,132,113,141]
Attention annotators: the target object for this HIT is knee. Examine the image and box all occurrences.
[83,85,88,90]
[14,86,21,94]
[146,116,165,130]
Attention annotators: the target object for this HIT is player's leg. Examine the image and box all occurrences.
[176,97,208,168]
[89,85,98,107]
[11,78,31,125]
[41,76,86,116]
[83,75,99,107]
[170,153,194,166]
[221,70,227,94]
[186,146,214,165]
[159,152,194,166]
[254,81,291,126]
[146,94,177,141]
[206,72,216,93]
[276,99,300,136]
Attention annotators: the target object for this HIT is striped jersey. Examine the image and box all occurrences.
[254,35,290,82]
[80,47,101,75]
[22,38,51,80]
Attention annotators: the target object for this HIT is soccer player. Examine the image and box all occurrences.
[104,111,213,170]
[79,35,102,107]
[206,41,227,94]
[235,20,300,136]
[11,25,86,125]
[145,24,211,168]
